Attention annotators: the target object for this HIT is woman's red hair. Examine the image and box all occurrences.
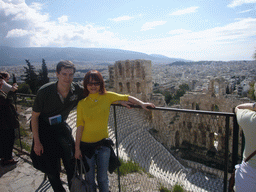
[83,70,106,97]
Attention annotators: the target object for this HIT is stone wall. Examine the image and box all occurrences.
[151,77,251,163]
[109,59,153,101]
[108,59,251,166]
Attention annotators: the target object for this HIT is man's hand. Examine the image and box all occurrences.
[34,141,44,156]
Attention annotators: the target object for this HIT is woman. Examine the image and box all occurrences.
[75,70,155,192]
[0,74,18,166]
[0,72,18,93]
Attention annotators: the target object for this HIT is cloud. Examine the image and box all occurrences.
[6,28,31,37]
[110,15,134,22]
[0,0,122,48]
[238,9,254,13]
[58,15,68,24]
[58,15,69,23]
[170,6,199,16]
[124,17,256,60]
[228,0,256,8]
[168,29,192,35]
[141,21,167,31]
[0,0,255,61]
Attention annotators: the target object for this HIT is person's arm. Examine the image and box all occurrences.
[112,100,133,109]
[31,111,44,156]
[75,125,84,159]
[128,96,155,111]
[1,80,12,93]
[235,103,256,113]
[10,83,18,92]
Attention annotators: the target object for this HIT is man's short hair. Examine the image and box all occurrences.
[56,60,76,74]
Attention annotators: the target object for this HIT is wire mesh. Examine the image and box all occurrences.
[16,97,239,192]
[106,105,238,192]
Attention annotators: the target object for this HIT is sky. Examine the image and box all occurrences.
[1,0,256,61]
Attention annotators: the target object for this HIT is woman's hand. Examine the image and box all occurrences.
[119,100,133,109]
[75,148,82,159]
[141,102,155,111]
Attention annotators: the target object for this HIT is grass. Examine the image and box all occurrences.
[159,183,184,192]
[116,159,144,176]
[14,125,31,152]
[159,186,172,192]
[17,100,34,107]
[14,140,31,152]
[16,125,29,137]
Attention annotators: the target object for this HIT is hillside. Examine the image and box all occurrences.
[0,46,186,66]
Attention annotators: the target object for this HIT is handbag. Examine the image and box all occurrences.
[109,146,121,174]
[70,158,91,192]
[229,149,256,192]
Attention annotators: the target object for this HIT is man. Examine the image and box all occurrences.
[234,103,256,192]
[31,60,84,191]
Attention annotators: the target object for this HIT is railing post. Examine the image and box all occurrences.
[224,116,230,192]
[232,115,239,169]
[113,105,121,192]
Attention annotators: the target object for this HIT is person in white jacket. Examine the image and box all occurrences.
[235,103,256,192]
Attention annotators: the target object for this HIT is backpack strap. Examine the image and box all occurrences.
[244,150,256,162]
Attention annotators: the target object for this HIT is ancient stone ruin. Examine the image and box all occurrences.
[108,59,250,169]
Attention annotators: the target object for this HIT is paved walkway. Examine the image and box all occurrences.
[0,151,69,192]
[0,152,165,192]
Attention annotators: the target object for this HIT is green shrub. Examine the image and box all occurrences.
[117,159,143,176]
[159,183,184,192]
[172,184,184,192]
[159,186,171,192]
[17,83,32,94]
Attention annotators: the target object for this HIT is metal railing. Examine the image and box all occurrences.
[110,104,239,192]
[14,94,240,192]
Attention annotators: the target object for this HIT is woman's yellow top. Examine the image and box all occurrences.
[77,91,129,143]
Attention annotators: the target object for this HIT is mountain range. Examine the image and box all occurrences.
[0,46,187,66]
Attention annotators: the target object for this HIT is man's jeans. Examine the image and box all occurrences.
[84,146,111,192]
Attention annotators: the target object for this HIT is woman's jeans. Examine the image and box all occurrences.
[84,146,111,192]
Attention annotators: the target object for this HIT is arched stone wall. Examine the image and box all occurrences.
[109,59,153,101]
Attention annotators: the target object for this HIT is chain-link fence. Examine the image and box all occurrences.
[67,104,238,192]
[15,93,240,192]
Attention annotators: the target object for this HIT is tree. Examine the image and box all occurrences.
[38,59,49,87]
[162,90,173,105]
[179,84,189,91]
[174,84,189,100]
[22,60,38,94]
[17,83,32,94]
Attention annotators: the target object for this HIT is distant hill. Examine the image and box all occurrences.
[150,54,187,62]
[0,46,187,66]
